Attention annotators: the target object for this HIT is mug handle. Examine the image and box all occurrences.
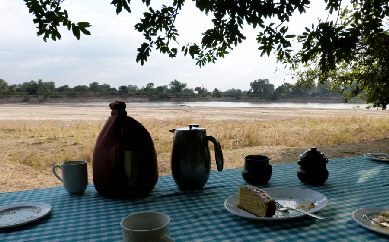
[159,234,175,242]
[52,165,64,182]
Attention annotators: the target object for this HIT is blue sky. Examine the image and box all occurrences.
[1,1,335,91]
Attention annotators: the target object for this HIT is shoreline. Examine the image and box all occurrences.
[0,94,365,105]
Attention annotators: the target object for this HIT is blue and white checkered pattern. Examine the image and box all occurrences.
[1,156,389,241]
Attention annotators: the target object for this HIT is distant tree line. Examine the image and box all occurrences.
[0,78,344,101]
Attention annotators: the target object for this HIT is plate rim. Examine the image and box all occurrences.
[364,153,389,161]
[224,187,328,221]
[0,202,52,228]
[352,207,389,235]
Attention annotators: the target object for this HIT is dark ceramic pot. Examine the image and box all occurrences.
[242,155,272,186]
[297,148,329,186]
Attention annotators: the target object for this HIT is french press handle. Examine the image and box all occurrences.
[205,136,224,171]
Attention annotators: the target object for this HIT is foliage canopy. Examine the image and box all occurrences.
[22,0,389,108]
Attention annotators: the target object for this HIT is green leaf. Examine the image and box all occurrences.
[71,24,81,40]
[136,42,152,65]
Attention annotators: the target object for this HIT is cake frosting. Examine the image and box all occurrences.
[237,185,276,217]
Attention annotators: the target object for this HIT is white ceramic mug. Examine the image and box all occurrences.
[52,160,88,195]
[121,212,175,242]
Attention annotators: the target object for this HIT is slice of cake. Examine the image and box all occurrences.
[237,185,276,217]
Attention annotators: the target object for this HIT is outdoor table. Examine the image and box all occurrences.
[1,156,389,241]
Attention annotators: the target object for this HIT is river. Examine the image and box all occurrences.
[47,101,370,109]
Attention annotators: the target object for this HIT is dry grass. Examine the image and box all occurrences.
[0,120,103,169]
[1,115,389,174]
[145,115,389,149]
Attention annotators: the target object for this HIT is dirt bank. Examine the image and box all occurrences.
[0,94,364,104]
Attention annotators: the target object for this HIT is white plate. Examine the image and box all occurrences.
[0,202,52,228]
[224,187,328,220]
[364,153,389,162]
[353,208,389,235]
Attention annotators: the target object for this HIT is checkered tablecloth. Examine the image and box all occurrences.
[1,156,389,241]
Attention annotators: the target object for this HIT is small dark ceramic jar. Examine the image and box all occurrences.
[297,148,329,186]
[242,155,272,186]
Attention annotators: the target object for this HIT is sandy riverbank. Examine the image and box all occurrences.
[0,103,384,122]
